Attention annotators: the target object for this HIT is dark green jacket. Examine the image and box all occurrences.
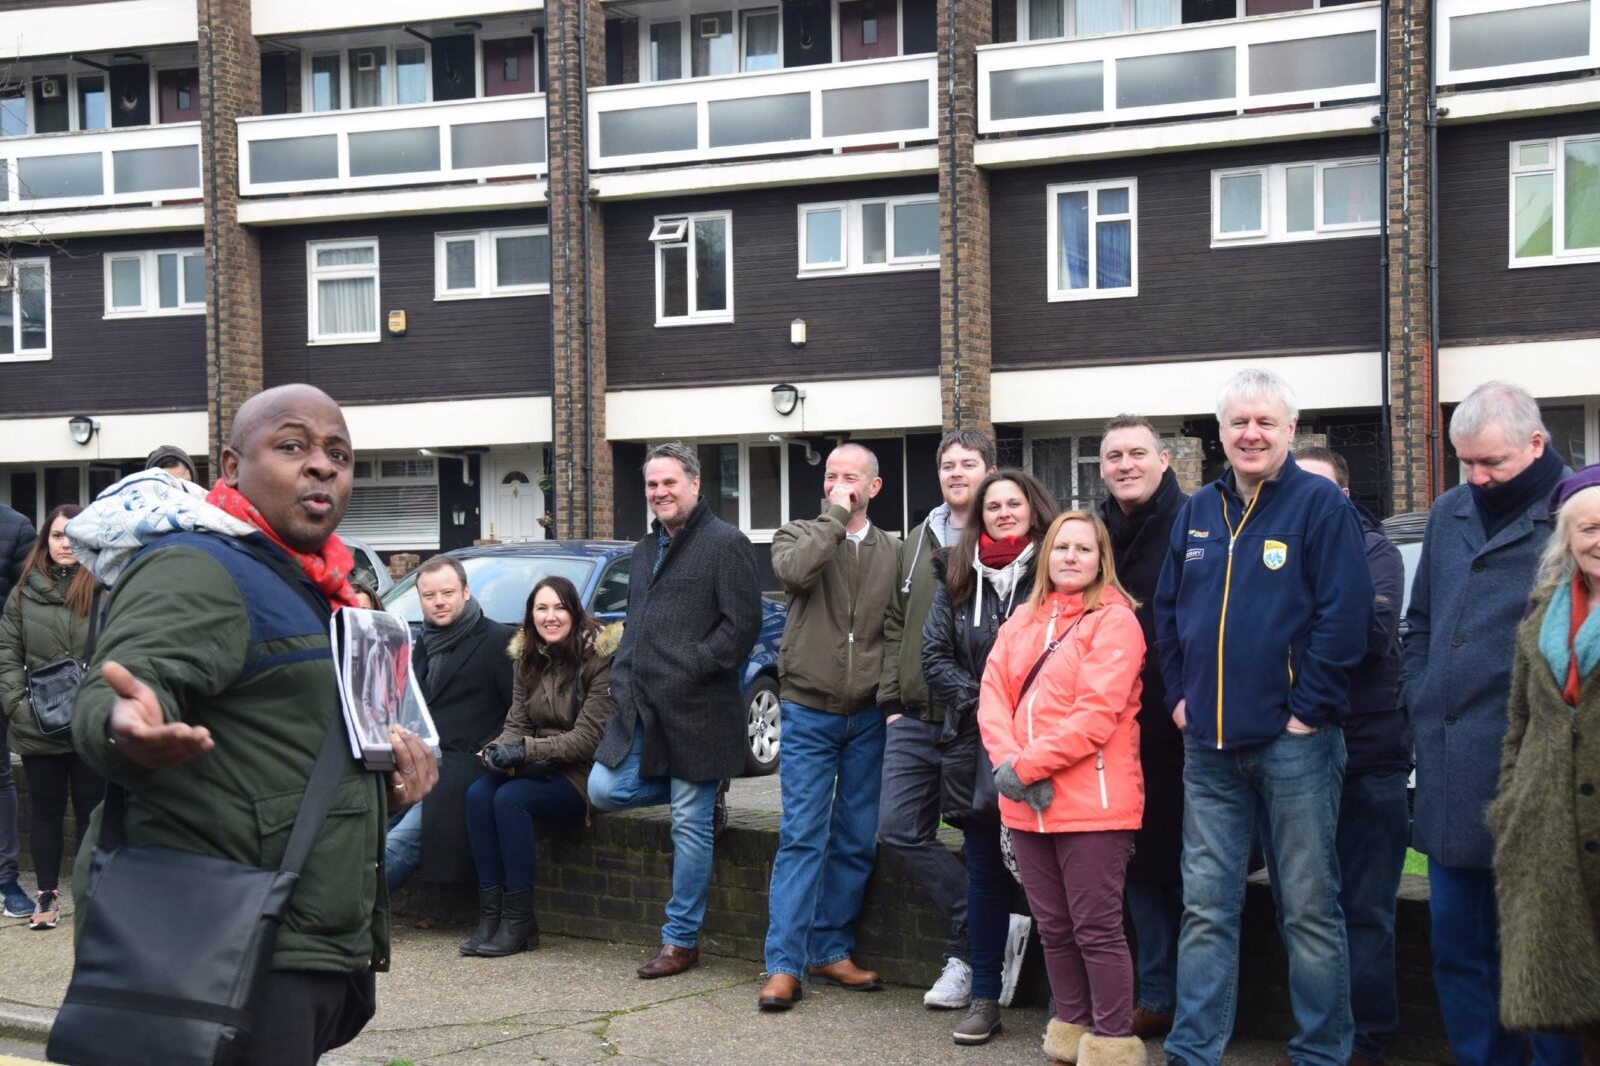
[73,532,390,974]
[878,516,948,722]
[0,567,91,756]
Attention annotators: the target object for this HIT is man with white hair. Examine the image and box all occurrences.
[1155,368,1371,1066]
[1402,381,1579,1066]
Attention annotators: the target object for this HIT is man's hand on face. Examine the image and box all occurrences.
[828,482,858,513]
[102,660,215,768]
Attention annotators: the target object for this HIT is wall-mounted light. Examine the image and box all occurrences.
[771,383,806,418]
[68,416,99,446]
[789,317,807,348]
[451,507,468,526]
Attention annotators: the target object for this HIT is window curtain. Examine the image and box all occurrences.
[1097,218,1131,288]
[744,12,781,70]
[1565,140,1600,250]
[318,277,375,335]
[1030,0,1065,39]
[1135,0,1179,28]
[18,263,47,350]
[1075,0,1125,36]
[1058,190,1090,289]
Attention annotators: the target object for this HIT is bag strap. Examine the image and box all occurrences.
[1013,614,1085,712]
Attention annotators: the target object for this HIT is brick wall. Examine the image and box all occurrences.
[1166,435,1205,494]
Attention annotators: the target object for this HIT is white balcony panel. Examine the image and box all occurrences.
[1437,0,1600,87]
[588,55,938,170]
[0,124,201,213]
[0,0,196,60]
[252,0,541,37]
[978,5,1380,136]
[238,95,546,197]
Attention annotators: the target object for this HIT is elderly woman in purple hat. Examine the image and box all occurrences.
[1488,464,1600,1059]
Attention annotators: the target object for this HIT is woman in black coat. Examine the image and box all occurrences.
[922,469,1057,1046]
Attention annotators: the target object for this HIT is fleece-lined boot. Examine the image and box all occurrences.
[1076,1033,1149,1066]
[1044,1019,1093,1064]
[476,890,539,956]
[459,886,504,956]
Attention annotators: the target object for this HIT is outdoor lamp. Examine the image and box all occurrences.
[771,384,805,417]
[790,318,807,348]
[68,416,98,446]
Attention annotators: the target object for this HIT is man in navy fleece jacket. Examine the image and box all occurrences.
[1154,368,1371,1066]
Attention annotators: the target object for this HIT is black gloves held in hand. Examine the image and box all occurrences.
[483,743,526,772]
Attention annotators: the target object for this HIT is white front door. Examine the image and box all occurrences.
[483,450,545,542]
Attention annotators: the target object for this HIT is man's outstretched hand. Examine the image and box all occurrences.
[102,660,214,768]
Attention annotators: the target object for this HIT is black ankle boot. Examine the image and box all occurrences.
[476,890,538,956]
[459,886,504,956]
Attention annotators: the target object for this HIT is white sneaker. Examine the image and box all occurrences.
[998,913,1032,1007]
[923,955,973,1009]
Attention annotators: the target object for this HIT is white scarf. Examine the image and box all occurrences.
[971,542,1036,628]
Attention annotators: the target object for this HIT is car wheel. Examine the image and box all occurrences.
[744,674,781,776]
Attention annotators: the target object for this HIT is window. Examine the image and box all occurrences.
[435,227,551,298]
[798,195,940,276]
[342,455,439,551]
[650,21,684,81]
[307,239,380,344]
[1027,434,1107,510]
[686,441,789,539]
[1212,157,1381,246]
[1022,0,1180,40]
[1047,179,1137,300]
[647,9,779,81]
[307,45,429,111]
[742,9,782,71]
[1511,136,1600,266]
[0,259,50,361]
[103,249,205,317]
[652,211,733,325]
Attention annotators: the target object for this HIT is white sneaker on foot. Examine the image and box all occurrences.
[998,913,1032,1007]
[923,955,973,1009]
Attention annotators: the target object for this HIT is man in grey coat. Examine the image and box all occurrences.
[589,442,762,980]
[1402,381,1580,1066]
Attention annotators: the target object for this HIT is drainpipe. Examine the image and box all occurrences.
[1426,0,1443,499]
[201,9,222,468]
[945,0,961,429]
[577,0,596,538]
[1376,0,1392,514]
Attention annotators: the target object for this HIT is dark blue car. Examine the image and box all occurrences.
[384,540,784,775]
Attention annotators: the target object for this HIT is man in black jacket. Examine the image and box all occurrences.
[386,555,514,893]
[0,502,35,918]
[589,442,762,979]
[1096,414,1188,1040]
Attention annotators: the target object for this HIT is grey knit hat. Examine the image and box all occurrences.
[144,444,198,481]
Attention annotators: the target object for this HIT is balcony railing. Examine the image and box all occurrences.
[1437,0,1599,87]
[588,54,938,170]
[237,94,547,196]
[977,5,1380,136]
[0,123,201,213]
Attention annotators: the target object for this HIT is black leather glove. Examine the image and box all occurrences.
[994,760,1027,802]
[1021,777,1055,812]
[484,743,526,772]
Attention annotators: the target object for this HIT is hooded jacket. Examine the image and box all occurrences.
[0,566,91,756]
[878,506,956,721]
[977,587,1145,835]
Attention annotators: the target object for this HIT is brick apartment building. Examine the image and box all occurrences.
[0,0,1594,573]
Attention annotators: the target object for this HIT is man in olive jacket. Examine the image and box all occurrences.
[759,443,899,1011]
[589,442,762,980]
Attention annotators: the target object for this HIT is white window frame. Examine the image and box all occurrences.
[344,454,440,552]
[102,248,205,318]
[1509,135,1600,268]
[1210,156,1382,247]
[665,439,791,541]
[434,226,550,300]
[303,41,434,112]
[643,4,787,82]
[1023,429,1110,511]
[306,238,381,345]
[1045,178,1138,302]
[797,194,940,277]
[0,258,51,362]
[652,210,734,326]
[740,7,783,72]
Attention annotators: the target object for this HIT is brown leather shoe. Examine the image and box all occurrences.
[757,973,803,1011]
[806,958,882,990]
[1131,1006,1174,1039]
[636,944,699,979]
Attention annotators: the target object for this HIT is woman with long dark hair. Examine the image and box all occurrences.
[460,575,617,957]
[0,505,105,929]
[921,469,1057,1045]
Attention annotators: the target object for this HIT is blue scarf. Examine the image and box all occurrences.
[1537,578,1600,711]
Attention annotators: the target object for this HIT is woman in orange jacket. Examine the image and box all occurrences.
[977,510,1146,1066]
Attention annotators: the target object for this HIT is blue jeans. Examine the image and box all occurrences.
[1167,728,1350,1066]
[963,818,1011,1001]
[1428,863,1582,1066]
[465,772,586,893]
[587,730,718,949]
[385,802,423,893]
[0,729,18,886]
[764,700,885,980]
[1126,880,1181,1014]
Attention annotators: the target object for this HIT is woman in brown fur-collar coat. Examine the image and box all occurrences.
[459,575,619,959]
[1489,472,1600,1061]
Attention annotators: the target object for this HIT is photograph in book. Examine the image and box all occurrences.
[332,607,440,771]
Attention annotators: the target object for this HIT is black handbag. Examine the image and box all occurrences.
[19,589,99,737]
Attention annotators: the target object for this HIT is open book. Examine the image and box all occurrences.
[330,607,441,772]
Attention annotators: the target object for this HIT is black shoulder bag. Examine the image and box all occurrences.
[19,588,99,737]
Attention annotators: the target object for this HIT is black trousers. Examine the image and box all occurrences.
[19,751,103,891]
[239,969,377,1066]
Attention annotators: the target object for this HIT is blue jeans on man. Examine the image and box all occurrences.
[385,802,423,893]
[1126,881,1181,1015]
[1166,727,1350,1066]
[765,700,886,980]
[587,730,719,949]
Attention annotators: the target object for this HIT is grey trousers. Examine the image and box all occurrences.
[877,715,968,961]
[0,732,19,886]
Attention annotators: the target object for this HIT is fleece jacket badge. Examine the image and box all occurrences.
[1262,540,1287,571]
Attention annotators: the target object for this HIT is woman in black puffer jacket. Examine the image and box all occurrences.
[922,469,1057,1046]
[0,505,105,930]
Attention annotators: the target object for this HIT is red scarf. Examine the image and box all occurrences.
[206,481,360,608]
[978,532,1030,569]
[1565,573,1588,708]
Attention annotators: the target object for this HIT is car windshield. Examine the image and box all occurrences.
[385,556,597,625]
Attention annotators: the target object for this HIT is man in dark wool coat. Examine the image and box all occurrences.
[1095,414,1188,1041]
[589,441,762,980]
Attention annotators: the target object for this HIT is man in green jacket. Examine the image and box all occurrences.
[70,384,438,1066]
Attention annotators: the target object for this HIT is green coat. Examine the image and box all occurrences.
[877,517,947,722]
[0,567,91,756]
[1487,589,1600,1030]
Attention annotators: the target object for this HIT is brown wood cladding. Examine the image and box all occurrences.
[991,136,1383,369]
[1438,112,1600,346]
[260,211,552,403]
[0,232,205,418]
[604,179,940,389]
